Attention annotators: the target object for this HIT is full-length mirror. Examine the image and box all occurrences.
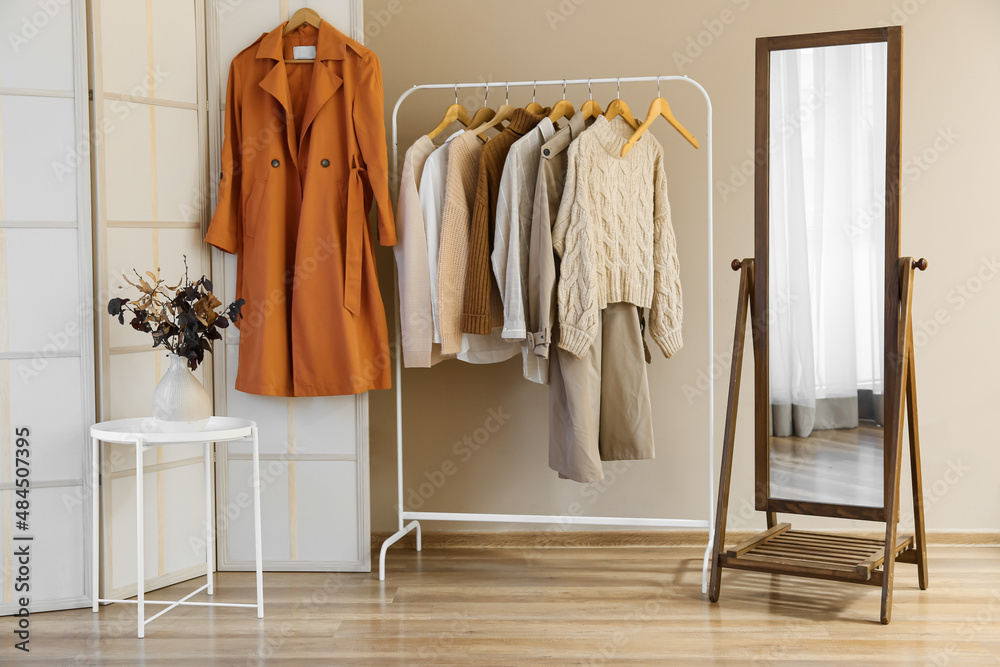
[755,29,902,518]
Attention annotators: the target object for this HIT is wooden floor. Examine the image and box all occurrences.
[17,543,1000,665]
[770,423,884,506]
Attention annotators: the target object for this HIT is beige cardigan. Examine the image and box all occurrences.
[436,132,483,354]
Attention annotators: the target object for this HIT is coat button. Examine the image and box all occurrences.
[271,159,280,167]
[543,148,550,156]
[321,158,330,167]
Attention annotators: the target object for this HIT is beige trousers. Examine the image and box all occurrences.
[548,303,654,483]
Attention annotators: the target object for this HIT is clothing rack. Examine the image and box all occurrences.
[379,76,716,593]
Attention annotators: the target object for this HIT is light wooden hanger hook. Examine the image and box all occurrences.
[532,80,537,104]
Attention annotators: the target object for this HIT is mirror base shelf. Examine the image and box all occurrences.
[719,522,915,587]
[709,257,928,624]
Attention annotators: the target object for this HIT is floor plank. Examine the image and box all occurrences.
[10,545,999,664]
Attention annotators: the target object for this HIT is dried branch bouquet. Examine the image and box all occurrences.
[107,258,244,371]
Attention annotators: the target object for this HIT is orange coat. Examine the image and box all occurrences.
[206,20,395,397]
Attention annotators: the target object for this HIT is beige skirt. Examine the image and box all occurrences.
[548,303,654,483]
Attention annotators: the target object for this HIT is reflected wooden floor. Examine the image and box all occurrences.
[18,544,1000,664]
[770,423,884,506]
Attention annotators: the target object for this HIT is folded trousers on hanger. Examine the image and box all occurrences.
[548,302,655,483]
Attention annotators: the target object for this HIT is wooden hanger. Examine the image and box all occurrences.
[283,7,321,63]
[579,78,603,120]
[467,83,497,130]
[621,78,699,157]
[469,82,514,138]
[428,85,471,140]
[604,77,639,129]
[525,81,544,115]
[547,79,575,123]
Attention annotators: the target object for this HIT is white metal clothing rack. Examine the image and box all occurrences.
[380,76,716,593]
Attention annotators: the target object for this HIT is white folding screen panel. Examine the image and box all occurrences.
[90,0,213,599]
[207,0,370,572]
[0,0,96,614]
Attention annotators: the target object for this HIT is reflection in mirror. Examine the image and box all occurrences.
[768,42,887,507]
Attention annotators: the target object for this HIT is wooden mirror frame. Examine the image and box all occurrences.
[753,26,903,523]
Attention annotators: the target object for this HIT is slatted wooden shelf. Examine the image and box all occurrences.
[719,523,914,586]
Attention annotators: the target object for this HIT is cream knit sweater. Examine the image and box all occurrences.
[552,116,683,359]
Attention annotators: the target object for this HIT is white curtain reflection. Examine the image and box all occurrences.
[769,42,887,438]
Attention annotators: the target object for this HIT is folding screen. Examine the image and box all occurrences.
[90,0,213,599]
[0,0,96,613]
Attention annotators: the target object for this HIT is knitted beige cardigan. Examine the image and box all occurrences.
[552,116,683,359]
[436,132,485,354]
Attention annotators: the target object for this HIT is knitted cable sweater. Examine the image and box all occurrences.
[551,115,683,359]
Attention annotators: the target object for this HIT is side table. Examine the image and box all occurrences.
[90,416,262,638]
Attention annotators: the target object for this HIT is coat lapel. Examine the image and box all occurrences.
[299,62,342,145]
[299,21,345,144]
[255,25,298,167]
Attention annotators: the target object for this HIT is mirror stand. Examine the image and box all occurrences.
[709,257,929,624]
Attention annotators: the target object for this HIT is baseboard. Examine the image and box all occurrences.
[372,529,1000,550]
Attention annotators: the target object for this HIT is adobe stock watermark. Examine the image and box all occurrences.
[364,0,409,41]
[401,406,512,511]
[519,460,637,563]
[52,66,169,183]
[877,0,934,27]
[844,126,959,242]
[716,87,826,203]
[681,290,793,404]
[887,253,995,371]
[6,0,71,53]
[545,0,588,32]
[673,0,753,73]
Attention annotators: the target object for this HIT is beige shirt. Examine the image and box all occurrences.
[394,136,437,367]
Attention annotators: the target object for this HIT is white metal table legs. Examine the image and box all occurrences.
[135,436,145,638]
[91,436,99,613]
[91,431,264,637]
[205,441,214,596]
[251,425,263,618]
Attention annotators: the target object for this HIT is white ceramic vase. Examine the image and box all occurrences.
[152,354,211,432]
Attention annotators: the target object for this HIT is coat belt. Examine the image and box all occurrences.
[343,157,367,316]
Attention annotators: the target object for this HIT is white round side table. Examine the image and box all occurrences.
[89,416,262,638]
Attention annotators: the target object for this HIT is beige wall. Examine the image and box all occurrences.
[364,0,1000,535]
